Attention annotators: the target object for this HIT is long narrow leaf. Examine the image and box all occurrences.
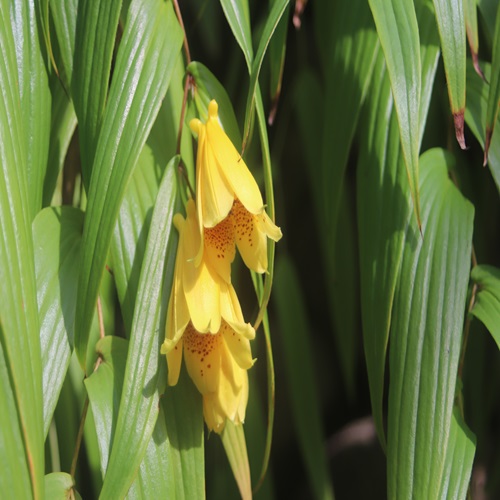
[387,148,474,499]
[10,0,51,219]
[464,0,484,78]
[101,158,179,498]
[0,2,43,496]
[368,0,422,227]
[219,0,253,66]
[484,3,500,164]
[34,207,83,435]
[74,0,182,369]
[432,0,467,148]
[72,0,122,182]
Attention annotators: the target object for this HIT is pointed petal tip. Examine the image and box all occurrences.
[453,111,467,150]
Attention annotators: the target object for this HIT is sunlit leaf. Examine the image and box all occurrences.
[101,159,179,498]
[387,148,474,499]
[44,472,81,500]
[0,2,44,495]
[33,207,83,435]
[74,0,183,369]
[219,0,253,66]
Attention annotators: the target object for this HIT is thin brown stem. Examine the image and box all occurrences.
[176,73,193,156]
[173,0,191,65]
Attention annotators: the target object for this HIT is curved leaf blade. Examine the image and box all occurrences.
[101,158,179,498]
[44,472,81,500]
[0,2,44,496]
[34,207,83,435]
[464,0,484,78]
[74,0,182,369]
[387,148,474,499]
[368,0,422,227]
[470,265,500,348]
[219,0,253,66]
[432,0,467,148]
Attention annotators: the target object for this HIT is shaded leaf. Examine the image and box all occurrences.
[464,0,484,78]
[33,206,83,436]
[74,0,182,369]
[387,148,474,499]
[274,256,335,500]
[432,0,467,148]
[368,0,422,227]
[471,265,500,349]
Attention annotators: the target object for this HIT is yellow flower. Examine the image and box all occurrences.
[190,99,282,275]
[161,199,255,432]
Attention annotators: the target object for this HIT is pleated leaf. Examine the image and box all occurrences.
[0,340,32,499]
[387,148,474,499]
[74,0,182,369]
[438,408,476,499]
[0,2,44,496]
[10,0,51,219]
[274,257,335,500]
[368,0,422,227]
[33,207,83,436]
[72,0,122,182]
[101,159,179,498]
[221,422,252,500]
[484,3,500,164]
[470,265,500,349]
[432,0,467,148]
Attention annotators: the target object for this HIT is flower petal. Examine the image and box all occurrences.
[196,122,234,229]
[256,208,282,242]
[219,281,255,339]
[166,338,183,387]
[183,324,221,395]
[204,214,236,284]
[221,322,254,370]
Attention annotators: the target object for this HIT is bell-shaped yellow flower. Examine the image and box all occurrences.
[163,320,252,433]
[161,198,255,432]
[190,99,282,275]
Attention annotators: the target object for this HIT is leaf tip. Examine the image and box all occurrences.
[453,111,467,150]
[484,128,492,167]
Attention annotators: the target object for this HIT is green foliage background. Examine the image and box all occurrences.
[1,0,500,498]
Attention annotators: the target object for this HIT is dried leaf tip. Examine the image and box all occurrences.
[453,111,467,150]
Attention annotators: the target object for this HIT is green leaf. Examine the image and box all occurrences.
[387,148,474,499]
[464,0,484,78]
[72,0,122,182]
[0,340,32,499]
[438,408,476,499]
[188,61,242,149]
[101,159,179,498]
[274,256,335,500]
[33,207,83,436]
[11,0,52,219]
[0,2,44,496]
[221,422,252,500]
[242,0,289,148]
[357,4,439,446]
[74,0,183,369]
[219,0,253,66]
[161,365,205,499]
[49,0,78,90]
[368,0,422,227]
[44,472,81,500]
[484,3,500,163]
[85,335,129,475]
[432,0,467,148]
[471,265,500,349]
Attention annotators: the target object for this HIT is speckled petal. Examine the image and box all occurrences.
[204,214,236,284]
[166,338,183,387]
[183,324,221,395]
[221,322,254,370]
